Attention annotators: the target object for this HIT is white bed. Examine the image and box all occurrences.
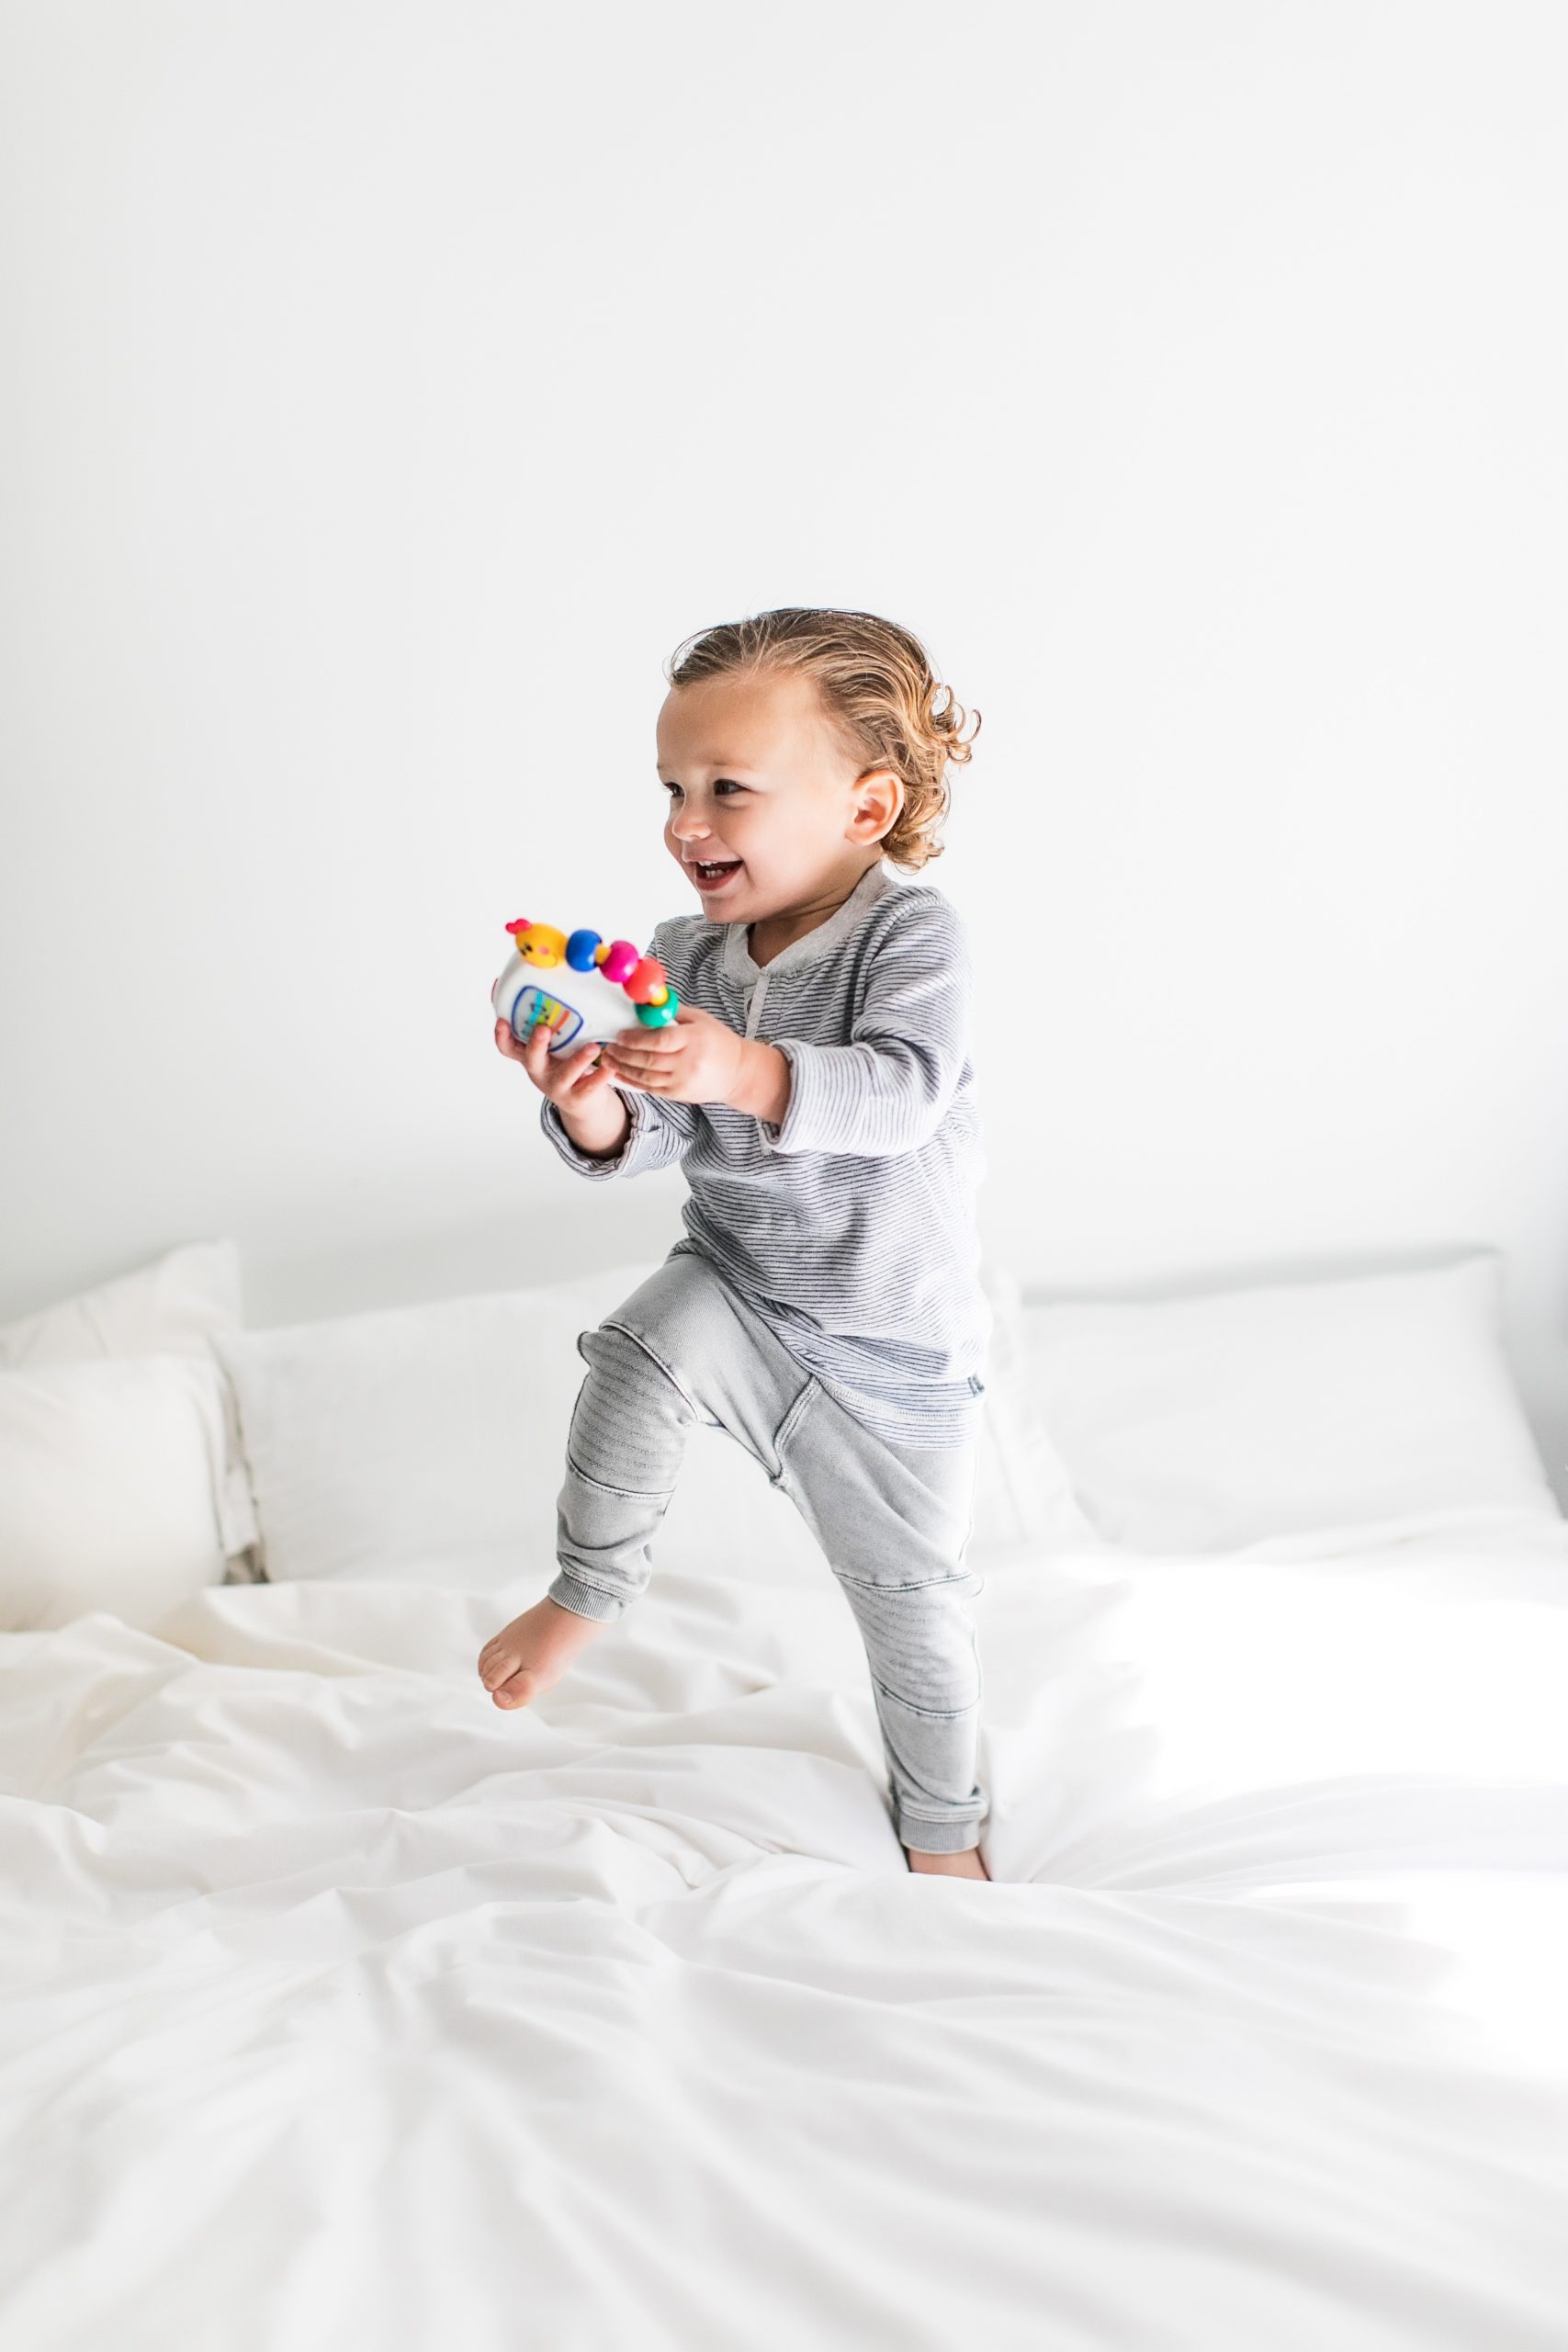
[3,1242,1566,2351]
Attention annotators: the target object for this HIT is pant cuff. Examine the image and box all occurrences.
[897,1811,988,1855]
[547,1569,630,1623]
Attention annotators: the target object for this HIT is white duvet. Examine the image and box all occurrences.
[4,1516,1568,2352]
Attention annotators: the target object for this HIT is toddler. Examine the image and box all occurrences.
[478,607,994,1880]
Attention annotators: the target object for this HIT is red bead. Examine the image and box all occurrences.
[624,956,669,1005]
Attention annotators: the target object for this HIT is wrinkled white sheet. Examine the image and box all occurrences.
[3,1520,1567,2352]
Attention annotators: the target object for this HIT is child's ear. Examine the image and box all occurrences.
[853,765,903,837]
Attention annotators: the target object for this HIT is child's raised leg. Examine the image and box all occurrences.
[478,1249,784,1709]
[476,1317,697,1708]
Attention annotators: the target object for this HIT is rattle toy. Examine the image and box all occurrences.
[491,916,682,1057]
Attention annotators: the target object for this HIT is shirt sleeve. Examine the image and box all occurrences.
[536,931,700,1180]
[756,895,973,1159]
[539,1084,698,1181]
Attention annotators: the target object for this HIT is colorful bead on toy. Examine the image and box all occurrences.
[492,915,681,1054]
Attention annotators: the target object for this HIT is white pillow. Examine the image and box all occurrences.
[0,1353,233,1631]
[0,1239,256,1557]
[1020,1252,1561,1555]
[216,1265,660,1587]
[215,1256,1071,1588]
[0,1238,243,1367]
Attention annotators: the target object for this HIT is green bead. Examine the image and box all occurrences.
[636,991,680,1028]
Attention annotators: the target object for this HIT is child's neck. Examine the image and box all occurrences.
[747,859,880,967]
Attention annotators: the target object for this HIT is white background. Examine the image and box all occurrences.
[3,1,1565,1498]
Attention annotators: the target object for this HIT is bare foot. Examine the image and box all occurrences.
[478,1597,608,1710]
[905,1846,991,1880]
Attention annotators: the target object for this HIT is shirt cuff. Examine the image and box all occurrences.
[753,1038,835,1155]
[539,1089,643,1178]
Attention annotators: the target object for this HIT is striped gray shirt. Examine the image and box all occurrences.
[539,857,990,1448]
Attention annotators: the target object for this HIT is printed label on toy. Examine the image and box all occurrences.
[512,985,583,1048]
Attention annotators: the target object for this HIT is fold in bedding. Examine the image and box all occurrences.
[2,1535,1566,2352]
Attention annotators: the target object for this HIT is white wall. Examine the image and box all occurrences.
[4,1,1566,1498]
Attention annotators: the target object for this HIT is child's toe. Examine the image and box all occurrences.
[493,1671,535,1708]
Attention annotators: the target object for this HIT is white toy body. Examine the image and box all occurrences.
[491,949,648,1056]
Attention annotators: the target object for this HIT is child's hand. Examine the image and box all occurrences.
[598,1002,748,1105]
[495,1011,619,1109]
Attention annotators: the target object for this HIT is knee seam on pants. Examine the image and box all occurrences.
[870,1674,977,1722]
[564,1444,674,1503]
[596,1317,704,1421]
[835,1572,976,1595]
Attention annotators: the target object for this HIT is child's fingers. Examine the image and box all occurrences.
[604,1043,666,1083]
[505,1020,547,1069]
[523,1012,562,1070]
[558,1042,607,1092]
[536,1025,608,1100]
[497,1009,614,1098]
[497,1009,559,1075]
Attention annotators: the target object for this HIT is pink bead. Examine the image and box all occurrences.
[601,938,640,984]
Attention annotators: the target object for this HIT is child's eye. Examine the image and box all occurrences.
[662,781,743,797]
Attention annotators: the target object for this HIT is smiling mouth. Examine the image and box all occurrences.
[688,858,742,882]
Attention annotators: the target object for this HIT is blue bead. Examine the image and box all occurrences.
[565,928,601,972]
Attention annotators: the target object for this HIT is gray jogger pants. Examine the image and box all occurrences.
[547,1245,989,1855]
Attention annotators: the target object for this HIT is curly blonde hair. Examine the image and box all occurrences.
[663,607,981,874]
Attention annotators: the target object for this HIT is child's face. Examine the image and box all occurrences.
[658,669,900,918]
